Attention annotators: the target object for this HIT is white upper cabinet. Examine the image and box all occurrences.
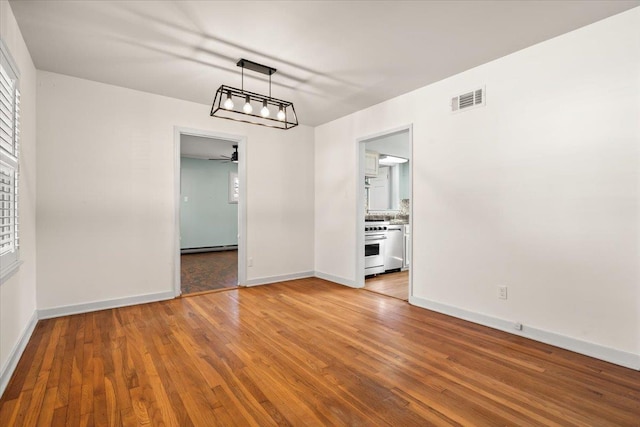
[364,151,379,177]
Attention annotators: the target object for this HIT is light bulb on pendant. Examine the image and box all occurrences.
[260,100,270,118]
[242,95,253,114]
[223,91,234,110]
[277,104,286,121]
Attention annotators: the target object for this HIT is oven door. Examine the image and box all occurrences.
[365,235,386,273]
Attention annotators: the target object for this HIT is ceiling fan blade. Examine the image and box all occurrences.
[210,146,238,163]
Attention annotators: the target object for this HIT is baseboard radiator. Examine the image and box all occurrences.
[181,245,238,254]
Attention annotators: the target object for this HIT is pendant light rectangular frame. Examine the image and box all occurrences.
[210,58,298,130]
[211,85,298,129]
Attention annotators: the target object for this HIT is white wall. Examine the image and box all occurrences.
[315,8,640,367]
[36,71,314,311]
[0,0,38,392]
[180,157,238,249]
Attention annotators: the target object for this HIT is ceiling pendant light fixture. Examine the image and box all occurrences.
[210,58,298,130]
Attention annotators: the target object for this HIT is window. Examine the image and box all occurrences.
[0,39,21,281]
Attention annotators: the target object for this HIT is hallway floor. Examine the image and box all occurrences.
[180,250,237,294]
[364,270,409,301]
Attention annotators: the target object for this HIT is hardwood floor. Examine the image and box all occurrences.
[181,250,237,294]
[365,270,409,300]
[2,278,639,426]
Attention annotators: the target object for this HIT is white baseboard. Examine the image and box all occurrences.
[38,291,176,320]
[313,271,360,288]
[409,295,640,371]
[0,310,38,398]
[243,271,314,287]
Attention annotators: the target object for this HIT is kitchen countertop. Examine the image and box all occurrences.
[389,219,409,225]
[365,215,409,225]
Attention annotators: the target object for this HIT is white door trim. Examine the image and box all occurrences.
[356,124,413,297]
[173,126,248,296]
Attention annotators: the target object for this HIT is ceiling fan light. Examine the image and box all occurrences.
[223,91,234,110]
[277,104,286,121]
[243,95,253,114]
[260,100,270,117]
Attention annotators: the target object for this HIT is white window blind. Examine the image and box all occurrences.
[0,160,17,256]
[0,39,20,280]
[0,63,16,156]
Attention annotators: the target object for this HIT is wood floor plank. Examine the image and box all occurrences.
[35,386,57,426]
[20,319,65,427]
[2,323,47,402]
[0,395,19,426]
[2,278,640,426]
[135,344,187,426]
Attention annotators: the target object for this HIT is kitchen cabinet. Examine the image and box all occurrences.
[402,224,411,270]
[365,151,379,177]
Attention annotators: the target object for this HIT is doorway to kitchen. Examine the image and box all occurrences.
[357,126,412,301]
[173,128,247,296]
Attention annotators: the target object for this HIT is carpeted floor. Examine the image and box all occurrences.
[181,250,238,294]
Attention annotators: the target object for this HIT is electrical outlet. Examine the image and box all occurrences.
[498,286,508,300]
[514,322,523,331]
[248,257,253,267]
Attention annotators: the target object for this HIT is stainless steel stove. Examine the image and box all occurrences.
[365,221,388,276]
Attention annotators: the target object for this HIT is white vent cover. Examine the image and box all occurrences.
[451,87,485,112]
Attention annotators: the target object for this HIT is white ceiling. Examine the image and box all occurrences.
[180,135,236,160]
[9,1,640,127]
[365,130,410,160]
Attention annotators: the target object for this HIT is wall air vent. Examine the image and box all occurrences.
[451,87,485,113]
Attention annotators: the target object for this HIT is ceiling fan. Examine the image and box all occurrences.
[209,145,238,163]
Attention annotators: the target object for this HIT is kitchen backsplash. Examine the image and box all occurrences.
[365,198,410,222]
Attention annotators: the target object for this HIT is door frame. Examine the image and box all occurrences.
[356,124,413,295]
[173,126,247,296]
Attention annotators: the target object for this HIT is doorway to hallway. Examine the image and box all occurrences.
[174,128,247,296]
